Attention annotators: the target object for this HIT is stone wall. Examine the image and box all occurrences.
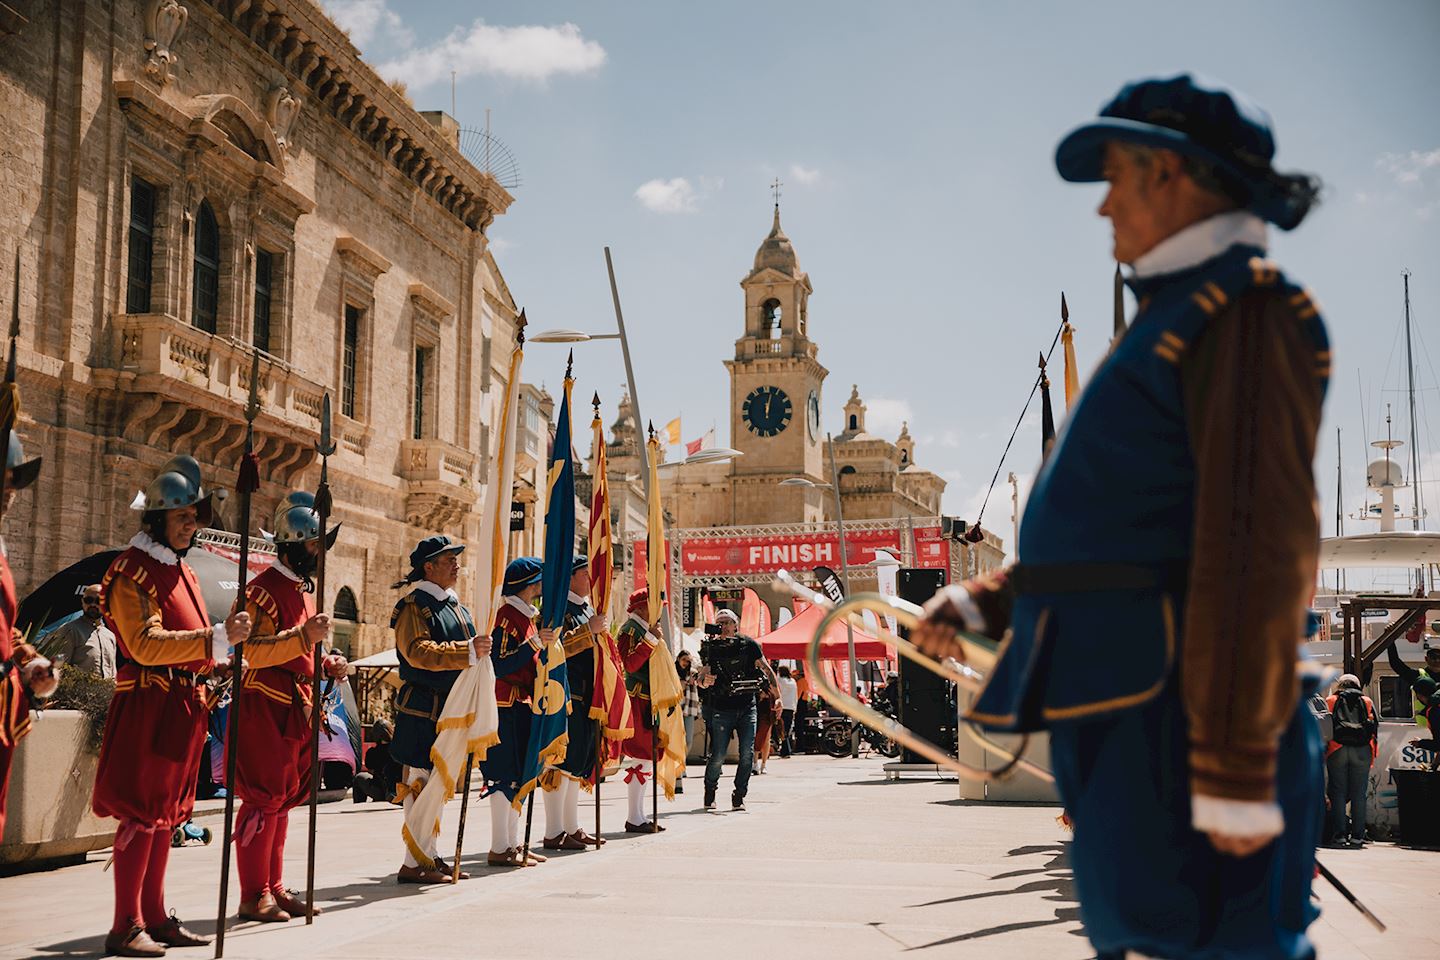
[0,1,520,658]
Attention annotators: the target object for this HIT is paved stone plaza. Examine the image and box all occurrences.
[0,755,1431,959]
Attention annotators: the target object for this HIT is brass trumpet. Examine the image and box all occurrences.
[773,569,1051,784]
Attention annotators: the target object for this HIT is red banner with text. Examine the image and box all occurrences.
[636,524,949,581]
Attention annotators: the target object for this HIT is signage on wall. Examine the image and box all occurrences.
[509,501,526,531]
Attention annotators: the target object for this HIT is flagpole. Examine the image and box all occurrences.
[0,248,23,522]
[304,394,335,921]
[603,247,674,649]
[215,349,263,959]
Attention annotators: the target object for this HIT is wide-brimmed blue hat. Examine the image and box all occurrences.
[503,556,543,595]
[1055,74,1312,230]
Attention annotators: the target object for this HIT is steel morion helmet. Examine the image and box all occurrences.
[129,454,218,525]
[6,432,41,489]
[267,491,341,548]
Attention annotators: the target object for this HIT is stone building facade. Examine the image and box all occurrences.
[1,0,524,658]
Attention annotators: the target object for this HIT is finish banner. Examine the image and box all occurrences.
[637,525,949,578]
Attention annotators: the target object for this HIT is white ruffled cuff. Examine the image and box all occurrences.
[210,622,229,662]
[1191,794,1284,838]
[942,585,987,634]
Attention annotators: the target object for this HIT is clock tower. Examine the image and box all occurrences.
[724,205,828,524]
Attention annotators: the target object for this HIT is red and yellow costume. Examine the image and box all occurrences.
[231,562,315,908]
[0,550,40,837]
[93,534,220,935]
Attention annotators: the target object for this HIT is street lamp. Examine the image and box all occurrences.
[779,435,861,756]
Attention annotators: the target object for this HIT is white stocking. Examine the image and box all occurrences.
[488,792,512,854]
[542,779,565,839]
[562,777,582,835]
[509,804,522,850]
[626,763,652,824]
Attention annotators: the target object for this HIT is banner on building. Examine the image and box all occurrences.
[645,525,948,578]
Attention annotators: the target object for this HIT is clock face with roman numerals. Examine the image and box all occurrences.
[742,385,792,437]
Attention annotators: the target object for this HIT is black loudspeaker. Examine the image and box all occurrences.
[896,568,955,765]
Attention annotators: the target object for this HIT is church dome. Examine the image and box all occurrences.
[752,206,800,275]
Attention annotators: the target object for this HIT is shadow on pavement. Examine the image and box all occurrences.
[896,841,1084,950]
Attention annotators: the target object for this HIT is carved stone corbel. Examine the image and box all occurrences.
[143,0,188,87]
[264,84,302,156]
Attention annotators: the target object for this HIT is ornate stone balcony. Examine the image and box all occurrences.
[399,438,478,529]
[112,312,325,485]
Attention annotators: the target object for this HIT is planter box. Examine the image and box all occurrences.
[0,710,116,872]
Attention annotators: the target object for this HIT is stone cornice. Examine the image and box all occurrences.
[408,282,455,319]
[334,235,392,280]
[198,0,514,232]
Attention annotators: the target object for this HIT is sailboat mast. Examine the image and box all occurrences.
[1336,426,1344,592]
[1403,270,1422,534]
[1400,270,1431,593]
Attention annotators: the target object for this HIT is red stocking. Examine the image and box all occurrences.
[268,812,289,894]
[140,826,173,928]
[234,805,271,902]
[110,826,151,933]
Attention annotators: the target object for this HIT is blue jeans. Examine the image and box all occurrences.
[704,702,757,799]
[1325,744,1371,842]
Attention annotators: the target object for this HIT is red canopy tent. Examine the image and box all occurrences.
[759,601,892,660]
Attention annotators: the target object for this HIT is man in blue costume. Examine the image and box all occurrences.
[541,556,606,850]
[914,75,1328,960]
[390,535,492,884]
[482,557,555,866]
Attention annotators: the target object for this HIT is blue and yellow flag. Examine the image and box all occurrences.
[516,356,574,807]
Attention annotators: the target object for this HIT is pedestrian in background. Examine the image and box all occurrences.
[777,665,798,758]
[755,673,779,774]
[677,649,702,794]
[1324,673,1378,848]
[47,584,117,678]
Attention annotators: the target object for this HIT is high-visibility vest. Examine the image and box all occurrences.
[1415,668,1436,729]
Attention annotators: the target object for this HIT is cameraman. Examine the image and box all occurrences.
[699,609,778,811]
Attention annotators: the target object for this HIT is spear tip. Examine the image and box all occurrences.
[565,349,574,379]
[1060,291,1069,321]
[591,390,601,409]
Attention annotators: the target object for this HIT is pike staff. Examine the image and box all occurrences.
[0,248,22,515]
[305,393,337,922]
[215,349,264,959]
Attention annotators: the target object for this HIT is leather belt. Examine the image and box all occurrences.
[1009,562,1185,595]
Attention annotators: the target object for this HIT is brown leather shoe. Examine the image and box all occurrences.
[145,915,211,948]
[396,864,453,884]
[625,820,665,833]
[432,857,470,880]
[103,925,166,958]
[238,890,290,924]
[543,831,587,850]
[487,847,525,867]
[270,888,319,917]
[571,828,605,847]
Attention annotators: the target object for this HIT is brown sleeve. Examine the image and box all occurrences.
[395,601,472,671]
[1181,289,1323,804]
[107,574,211,666]
[240,595,310,668]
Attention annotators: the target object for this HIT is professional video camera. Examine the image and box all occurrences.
[699,632,763,698]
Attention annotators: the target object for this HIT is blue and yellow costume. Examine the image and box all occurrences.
[964,76,1329,960]
[481,559,543,804]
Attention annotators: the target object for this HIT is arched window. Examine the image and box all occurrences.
[900,449,909,465]
[848,414,857,431]
[839,465,857,476]
[761,298,782,339]
[192,200,220,333]
[334,586,360,621]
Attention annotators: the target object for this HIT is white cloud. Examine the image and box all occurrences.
[1377,148,1440,186]
[635,178,699,214]
[486,236,514,255]
[789,164,822,186]
[322,1,414,50]
[863,397,913,437]
[376,19,606,89]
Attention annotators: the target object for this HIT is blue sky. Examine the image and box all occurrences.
[324,0,1440,564]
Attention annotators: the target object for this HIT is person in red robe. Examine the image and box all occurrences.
[0,432,57,838]
[617,588,664,833]
[92,456,252,958]
[229,492,343,923]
